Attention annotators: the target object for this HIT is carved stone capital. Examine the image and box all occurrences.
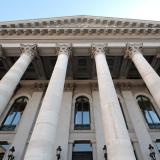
[56,43,72,57]
[91,43,107,57]
[125,43,143,58]
[20,44,37,58]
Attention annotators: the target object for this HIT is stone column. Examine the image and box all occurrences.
[24,44,71,160]
[126,43,160,109]
[91,43,136,160]
[0,44,36,116]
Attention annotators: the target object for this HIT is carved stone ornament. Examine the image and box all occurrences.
[20,44,37,57]
[116,82,131,90]
[64,83,74,91]
[34,82,47,90]
[125,43,143,58]
[56,43,72,57]
[91,43,107,57]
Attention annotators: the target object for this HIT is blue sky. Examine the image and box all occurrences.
[0,0,160,22]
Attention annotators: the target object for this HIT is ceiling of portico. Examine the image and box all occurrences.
[0,47,159,81]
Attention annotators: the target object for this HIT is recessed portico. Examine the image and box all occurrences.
[0,16,160,160]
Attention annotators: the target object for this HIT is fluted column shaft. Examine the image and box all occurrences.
[0,44,36,116]
[24,44,71,160]
[126,43,160,108]
[92,44,136,160]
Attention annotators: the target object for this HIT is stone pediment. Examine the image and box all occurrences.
[0,15,160,36]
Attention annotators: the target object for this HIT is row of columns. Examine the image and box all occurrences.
[0,43,160,160]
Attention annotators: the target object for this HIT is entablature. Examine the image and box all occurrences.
[0,16,160,36]
[0,42,160,56]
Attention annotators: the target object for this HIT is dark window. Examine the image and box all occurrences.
[74,96,90,130]
[0,97,28,131]
[78,59,87,66]
[137,95,160,129]
[72,141,93,160]
[156,139,160,153]
[0,141,10,160]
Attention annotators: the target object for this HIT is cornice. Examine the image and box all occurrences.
[19,79,145,88]
[0,16,160,36]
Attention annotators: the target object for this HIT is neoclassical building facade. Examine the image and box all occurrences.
[0,16,160,160]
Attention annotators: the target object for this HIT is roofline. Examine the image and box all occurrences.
[0,15,160,24]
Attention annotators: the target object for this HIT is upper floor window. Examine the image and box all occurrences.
[72,141,93,160]
[137,95,160,129]
[0,96,28,131]
[74,96,90,130]
[0,141,10,160]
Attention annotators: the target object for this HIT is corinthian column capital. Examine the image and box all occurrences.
[56,43,72,57]
[20,44,37,58]
[126,43,143,58]
[91,43,107,57]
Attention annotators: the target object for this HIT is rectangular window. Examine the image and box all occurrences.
[74,97,90,130]
[72,141,93,160]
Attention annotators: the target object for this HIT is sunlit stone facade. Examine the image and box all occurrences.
[0,16,160,160]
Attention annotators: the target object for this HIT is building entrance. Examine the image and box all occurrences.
[72,141,93,160]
